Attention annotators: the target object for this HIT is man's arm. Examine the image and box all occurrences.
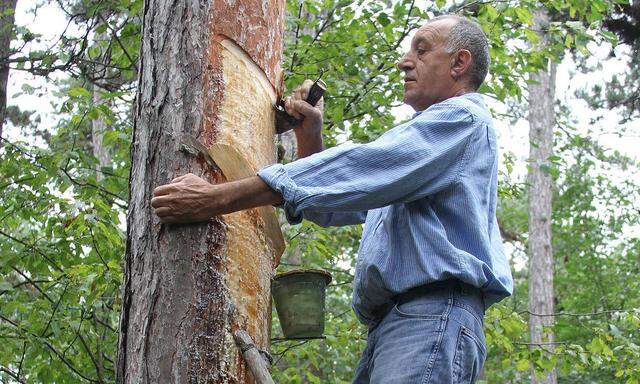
[151,79,324,224]
[256,102,478,222]
[283,80,368,226]
[151,174,282,224]
[152,101,476,224]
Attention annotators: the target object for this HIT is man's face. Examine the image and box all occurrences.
[397,20,456,111]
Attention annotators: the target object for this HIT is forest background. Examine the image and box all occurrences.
[0,0,639,383]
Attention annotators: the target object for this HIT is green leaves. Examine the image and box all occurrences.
[68,86,91,98]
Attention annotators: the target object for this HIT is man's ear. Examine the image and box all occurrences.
[450,49,472,81]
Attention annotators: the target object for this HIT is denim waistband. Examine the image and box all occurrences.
[394,279,486,320]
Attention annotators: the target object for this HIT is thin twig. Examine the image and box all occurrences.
[272,339,311,366]
[519,308,635,317]
[0,366,26,384]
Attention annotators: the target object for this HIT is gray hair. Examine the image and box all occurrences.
[429,15,490,90]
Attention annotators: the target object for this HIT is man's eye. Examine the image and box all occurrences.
[417,48,426,55]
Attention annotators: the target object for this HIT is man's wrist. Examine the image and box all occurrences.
[205,183,228,217]
[294,128,324,158]
[293,126,321,141]
[213,176,283,215]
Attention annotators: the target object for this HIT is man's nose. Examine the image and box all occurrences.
[396,54,414,71]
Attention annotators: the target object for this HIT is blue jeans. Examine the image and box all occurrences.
[352,281,486,384]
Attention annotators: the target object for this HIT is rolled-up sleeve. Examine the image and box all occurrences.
[257,102,476,225]
[301,210,368,227]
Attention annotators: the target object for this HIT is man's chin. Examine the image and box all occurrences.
[403,94,417,110]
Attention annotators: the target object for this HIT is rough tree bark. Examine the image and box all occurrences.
[0,0,17,140]
[527,8,558,384]
[117,0,284,383]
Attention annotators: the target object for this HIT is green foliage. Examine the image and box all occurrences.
[580,2,639,123]
[1,0,138,381]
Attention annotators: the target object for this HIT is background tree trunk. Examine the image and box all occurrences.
[0,0,17,140]
[527,8,558,384]
[90,28,111,178]
[117,0,284,383]
[91,85,110,177]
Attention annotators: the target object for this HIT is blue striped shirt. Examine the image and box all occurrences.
[257,93,513,325]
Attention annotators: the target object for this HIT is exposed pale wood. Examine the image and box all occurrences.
[209,143,286,262]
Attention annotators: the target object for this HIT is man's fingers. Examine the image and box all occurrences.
[293,100,321,119]
[293,87,306,102]
[151,195,172,208]
[154,207,174,217]
[287,79,322,120]
[285,97,303,119]
[153,184,175,196]
[300,79,313,100]
[293,79,315,101]
[171,174,188,183]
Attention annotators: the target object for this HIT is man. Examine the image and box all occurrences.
[151,14,512,383]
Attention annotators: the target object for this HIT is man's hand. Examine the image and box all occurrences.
[151,174,284,224]
[284,79,324,133]
[151,173,221,224]
[284,79,324,158]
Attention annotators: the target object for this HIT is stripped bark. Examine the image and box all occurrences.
[117,0,284,382]
[0,0,17,140]
[527,8,558,384]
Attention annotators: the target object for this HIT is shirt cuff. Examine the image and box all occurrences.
[257,163,304,225]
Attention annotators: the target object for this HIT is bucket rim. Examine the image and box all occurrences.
[273,268,332,284]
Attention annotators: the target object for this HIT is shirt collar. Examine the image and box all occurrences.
[411,93,482,119]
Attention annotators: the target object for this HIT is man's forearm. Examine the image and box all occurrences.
[295,129,324,158]
[151,173,283,224]
[216,176,284,214]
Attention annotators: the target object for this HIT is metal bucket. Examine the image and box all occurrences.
[272,269,332,339]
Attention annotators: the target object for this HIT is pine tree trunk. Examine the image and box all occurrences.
[0,0,16,140]
[527,8,558,384]
[116,0,284,382]
[91,29,111,178]
[92,86,110,178]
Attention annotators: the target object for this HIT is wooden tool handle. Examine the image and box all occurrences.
[305,79,326,107]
